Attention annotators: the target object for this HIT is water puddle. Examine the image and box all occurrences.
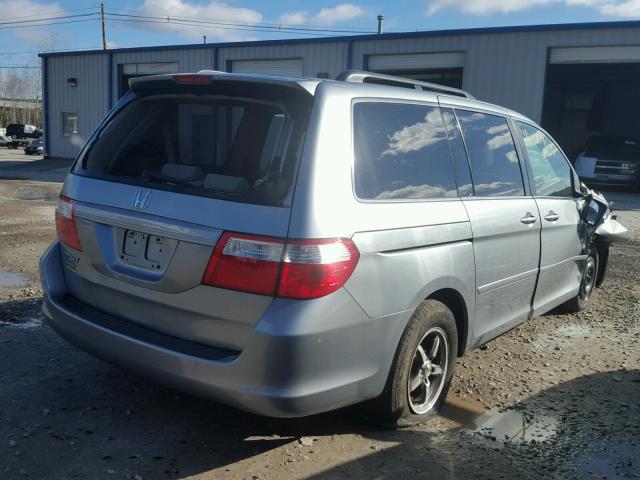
[469,408,558,443]
[576,446,640,480]
[0,269,26,287]
[0,315,42,329]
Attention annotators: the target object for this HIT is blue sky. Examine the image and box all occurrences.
[1,0,640,61]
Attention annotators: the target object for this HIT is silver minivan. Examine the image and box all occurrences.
[40,70,622,427]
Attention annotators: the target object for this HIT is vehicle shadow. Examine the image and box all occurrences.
[1,310,638,480]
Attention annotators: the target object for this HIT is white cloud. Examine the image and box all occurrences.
[381,108,448,157]
[600,0,640,16]
[0,0,63,19]
[0,0,66,47]
[137,0,263,41]
[427,0,640,17]
[279,4,365,26]
[376,183,458,199]
[428,0,554,15]
[486,131,513,150]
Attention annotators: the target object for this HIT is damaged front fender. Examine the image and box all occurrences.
[595,215,628,239]
[579,188,628,287]
[581,189,628,243]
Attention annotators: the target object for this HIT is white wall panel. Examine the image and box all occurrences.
[368,51,465,70]
[550,45,640,63]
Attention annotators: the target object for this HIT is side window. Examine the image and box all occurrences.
[353,102,458,200]
[456,110,525,197]
[518,122,573,197]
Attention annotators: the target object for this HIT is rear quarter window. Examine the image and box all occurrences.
[353,102,458,200]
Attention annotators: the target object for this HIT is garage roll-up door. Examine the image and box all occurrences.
[368,52,465,71]
[550,46,640,64]
[231,59,304,77]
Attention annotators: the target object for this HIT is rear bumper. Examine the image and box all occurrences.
[40,242,408,417]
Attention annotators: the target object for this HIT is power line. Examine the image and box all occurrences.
[108,17,345,37]
[0,18,98,31]
[107,8,376,33]
[0,7,98,22]
[106,13,377,36]
[0,12,97,27]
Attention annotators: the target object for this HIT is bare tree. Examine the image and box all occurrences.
[0,34,62,130]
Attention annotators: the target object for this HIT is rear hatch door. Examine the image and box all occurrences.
[60,74,314,351]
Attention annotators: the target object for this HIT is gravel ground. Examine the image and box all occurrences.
[0,168,638,480]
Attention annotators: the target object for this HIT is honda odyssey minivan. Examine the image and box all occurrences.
[40,70,623,427]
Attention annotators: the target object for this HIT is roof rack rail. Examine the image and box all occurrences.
[335,70,474,99]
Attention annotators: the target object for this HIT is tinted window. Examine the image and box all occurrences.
[456,110,524,197]
[441,107,473,196]
[353,102,457,200]
[76,86,310,207]
[518,122,572,197]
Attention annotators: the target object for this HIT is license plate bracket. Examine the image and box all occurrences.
[120,229,176,271]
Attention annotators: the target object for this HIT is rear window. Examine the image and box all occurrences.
[353,102,458,200]
[75,86,310,207]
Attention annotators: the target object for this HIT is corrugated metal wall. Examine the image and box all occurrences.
[351,26,640,122]
[218,42,348,78]
[44,26,640,158]
[45,54,109,159]
[110,48,215,102]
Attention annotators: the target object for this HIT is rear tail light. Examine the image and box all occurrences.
[278,239,360,299]
[203,232,284,296]
[55,195,82,251]
[202,233,359,299]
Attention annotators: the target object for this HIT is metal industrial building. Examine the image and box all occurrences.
[40,20,640,160]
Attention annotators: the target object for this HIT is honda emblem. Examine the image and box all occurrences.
[133,189,152,209]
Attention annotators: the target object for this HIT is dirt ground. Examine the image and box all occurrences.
[0,157,638,480]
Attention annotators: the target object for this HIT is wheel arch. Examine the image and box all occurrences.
[426,288,469,357]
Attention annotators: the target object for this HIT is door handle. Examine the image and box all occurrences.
[544,211,560,222]
[520,212,538,225]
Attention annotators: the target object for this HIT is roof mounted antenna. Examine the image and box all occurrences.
[377,15,384,35]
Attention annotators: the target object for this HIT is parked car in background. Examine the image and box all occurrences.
[40,70,625,428]
[0,135,11,146]
[575,135,640,190]
[6,123,43,149]
[24,139,44,155]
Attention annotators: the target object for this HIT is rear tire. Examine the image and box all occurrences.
[362,299,458,428]
[560,247,599,313]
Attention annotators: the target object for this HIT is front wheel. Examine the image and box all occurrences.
[560,248,598,313]
[362,299,458,428]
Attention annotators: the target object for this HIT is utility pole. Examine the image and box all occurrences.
[100,3,107,50]
[377,14,384,35]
